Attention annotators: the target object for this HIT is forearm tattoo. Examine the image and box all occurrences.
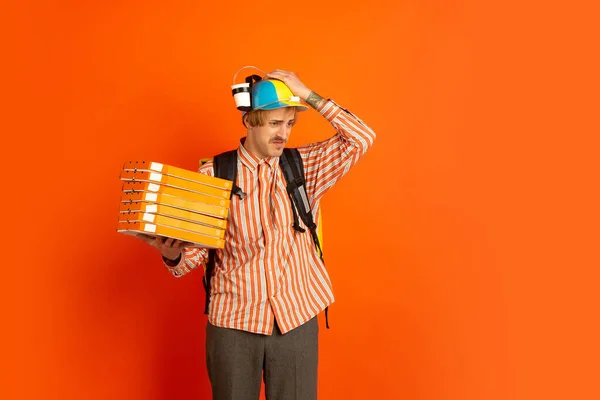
[306,91,324,110]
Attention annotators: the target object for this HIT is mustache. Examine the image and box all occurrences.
[270,137,286,143]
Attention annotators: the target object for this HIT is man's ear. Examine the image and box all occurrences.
[242,113,251,130]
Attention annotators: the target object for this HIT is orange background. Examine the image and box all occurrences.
[3,0,599,399]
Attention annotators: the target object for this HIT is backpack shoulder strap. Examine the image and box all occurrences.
[279,148,323,261]
[214,150,246,199]
[204,149,242,315]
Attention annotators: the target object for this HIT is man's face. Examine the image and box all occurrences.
[245,107,296,159]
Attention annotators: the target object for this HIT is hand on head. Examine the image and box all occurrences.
[264,70,312,101]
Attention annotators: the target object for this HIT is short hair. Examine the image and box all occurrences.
[242,107,298,128]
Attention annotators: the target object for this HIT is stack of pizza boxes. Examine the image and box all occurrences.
[117,161,232,249]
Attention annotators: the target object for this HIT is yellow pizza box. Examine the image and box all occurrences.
[119,170,230,199]
[119,201,227,229]
[117,220,225,249]
[122,160,232,190]
[119,211,225,239]
[122,181,230,208]
[120,191,229,219]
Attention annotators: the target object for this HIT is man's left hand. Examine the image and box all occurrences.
[264,70,312,101]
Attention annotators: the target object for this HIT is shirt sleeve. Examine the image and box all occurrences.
[162,161,215,278]
[297,99,377,207]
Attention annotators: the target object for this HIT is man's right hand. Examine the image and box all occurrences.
[137,234,190,261]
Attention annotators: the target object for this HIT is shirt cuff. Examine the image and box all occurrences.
[318,99,343,123]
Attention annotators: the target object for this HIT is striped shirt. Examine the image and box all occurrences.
[165,99,376,335]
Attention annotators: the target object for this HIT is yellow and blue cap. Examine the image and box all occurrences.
[251,79,309,111]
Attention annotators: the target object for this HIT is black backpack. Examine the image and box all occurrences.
[202,148,329,327]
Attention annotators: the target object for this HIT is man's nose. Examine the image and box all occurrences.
[280,124,291,137]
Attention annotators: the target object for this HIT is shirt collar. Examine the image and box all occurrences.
[237,137,278,171]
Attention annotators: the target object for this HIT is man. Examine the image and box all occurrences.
[149,69,375,399]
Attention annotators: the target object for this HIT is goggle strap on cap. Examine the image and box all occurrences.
[246,75,262,110]
[245,74,262,85]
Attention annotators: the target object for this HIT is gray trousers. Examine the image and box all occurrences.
[206,317,319,400]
